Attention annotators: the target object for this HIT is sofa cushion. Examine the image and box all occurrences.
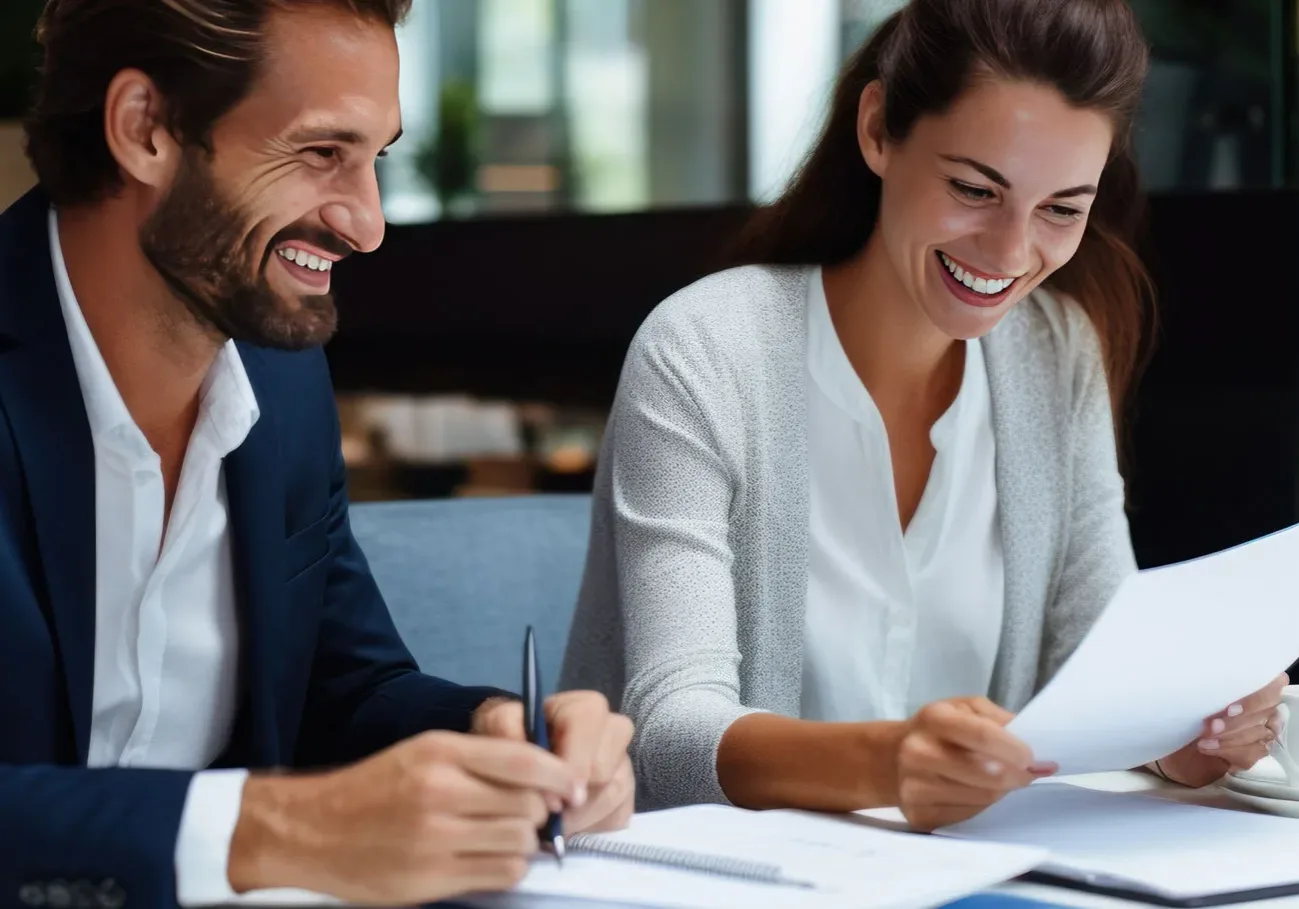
[349,494,592,693]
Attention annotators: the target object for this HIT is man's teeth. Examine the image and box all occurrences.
[940,252,1013,295]
[276,247,333,272]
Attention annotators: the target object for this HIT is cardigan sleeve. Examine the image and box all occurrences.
[1038,303,1139,683]
[599,310,765,810]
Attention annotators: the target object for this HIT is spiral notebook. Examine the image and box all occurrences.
[565,830,814,888]
[466,804,1048,909]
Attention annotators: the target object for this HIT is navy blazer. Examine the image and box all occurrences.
[0,188,504,909]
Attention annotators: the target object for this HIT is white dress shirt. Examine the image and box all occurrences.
[800,268,1006,723]
[50,209,256,905]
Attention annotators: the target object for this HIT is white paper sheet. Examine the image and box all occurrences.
[464,805,1047,909]
[1008,524,1299,775]
[939,783,1299,901]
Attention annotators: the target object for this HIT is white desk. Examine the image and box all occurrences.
[991,771,1299,909]
[237,772,1299,909]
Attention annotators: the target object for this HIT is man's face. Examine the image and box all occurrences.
[140,5,402,350]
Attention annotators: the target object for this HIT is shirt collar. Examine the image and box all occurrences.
[48,206,260,458]
[199,341,260,457]
[805,265,986,450]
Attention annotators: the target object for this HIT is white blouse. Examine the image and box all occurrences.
[800,269,1006,723]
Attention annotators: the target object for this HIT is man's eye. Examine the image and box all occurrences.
[306,147,337,160]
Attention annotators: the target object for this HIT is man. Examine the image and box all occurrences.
[0,1,635,906]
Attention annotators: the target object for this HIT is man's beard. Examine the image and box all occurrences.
[139,154,344,351]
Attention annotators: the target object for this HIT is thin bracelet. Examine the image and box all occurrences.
[1152,759,1173,783]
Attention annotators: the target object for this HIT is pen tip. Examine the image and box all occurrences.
[554,836,566,867]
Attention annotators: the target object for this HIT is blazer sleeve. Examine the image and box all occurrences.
[1039,306,1139,683]
[0,765,192,909]
[292,386,509,768]
[599,314,763,809]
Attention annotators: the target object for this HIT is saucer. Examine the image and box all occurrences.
[1222,757,1299,816]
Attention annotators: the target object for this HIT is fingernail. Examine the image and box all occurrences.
[1029,762,1059,776]
[1200,738,1220,751]
[546,794,564,813]
[1228,704,1244,718]
[571,783,588,807]
[1210,718,1226,735]
[984,761,1004,777]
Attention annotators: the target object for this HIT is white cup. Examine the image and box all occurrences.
[1267,685,1299,783]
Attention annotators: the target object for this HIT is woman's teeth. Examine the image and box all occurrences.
[277,247,333,273]
[940,252,1014,295]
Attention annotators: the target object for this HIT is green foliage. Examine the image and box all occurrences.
[414,80,479,210]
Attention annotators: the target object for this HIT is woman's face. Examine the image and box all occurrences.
[861,76,1115,340]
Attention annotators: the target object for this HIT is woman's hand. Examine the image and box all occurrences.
[896,697,1057,831]
[1154,673,1288,788]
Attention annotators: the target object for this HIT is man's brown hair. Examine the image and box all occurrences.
[25,0,412,207]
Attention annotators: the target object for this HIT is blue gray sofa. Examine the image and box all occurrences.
[349,494,593,695]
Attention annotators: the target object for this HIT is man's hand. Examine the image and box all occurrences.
[227,730,583,905]
[474,691,636,834]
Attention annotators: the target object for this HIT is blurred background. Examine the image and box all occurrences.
[1,0,1297,569]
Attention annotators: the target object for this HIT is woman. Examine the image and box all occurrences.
[560,0,1286,829]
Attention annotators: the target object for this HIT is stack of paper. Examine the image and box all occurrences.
[940,783,1299,905]
[1008,524,1299,775]
[466,804,1047,909]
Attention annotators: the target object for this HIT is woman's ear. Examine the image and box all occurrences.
[858,79,890,178]
[103,68,182,193]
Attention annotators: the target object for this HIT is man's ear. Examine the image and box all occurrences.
[103,68,182,191]
[858,79,891,179]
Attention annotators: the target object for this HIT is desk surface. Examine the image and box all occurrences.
[234,771,1298,909]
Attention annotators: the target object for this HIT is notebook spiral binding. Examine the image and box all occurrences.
[566,834,813,889]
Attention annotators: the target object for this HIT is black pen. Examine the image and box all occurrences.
[523,625,565,866]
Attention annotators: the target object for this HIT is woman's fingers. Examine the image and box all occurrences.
[1210,674,1288,726]
[1204,709,1282,754]
[913,701,1034,769]
[899,731,1035,791]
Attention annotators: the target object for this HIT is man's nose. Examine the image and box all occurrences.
[320,169,387,254]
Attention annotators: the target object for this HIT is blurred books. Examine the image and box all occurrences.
[338,393,604,500]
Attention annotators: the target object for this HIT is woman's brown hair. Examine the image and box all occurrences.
[729,0,1155,428]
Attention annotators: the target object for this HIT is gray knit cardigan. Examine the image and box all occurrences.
[559,265,1136,810]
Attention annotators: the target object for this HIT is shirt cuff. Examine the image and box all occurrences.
[174,770,341,907]
[174,770,249,906]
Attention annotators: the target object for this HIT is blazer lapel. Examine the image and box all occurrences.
[983,300,1068,711]
[0,190,97,763]
[223,348,285,764]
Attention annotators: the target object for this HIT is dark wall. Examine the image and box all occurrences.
[1127,190,1299,568]
[329,191,1299,571]
[327,205,751,405]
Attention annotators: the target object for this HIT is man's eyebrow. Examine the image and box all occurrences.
[285,126,404,147]
[287,126,366,145]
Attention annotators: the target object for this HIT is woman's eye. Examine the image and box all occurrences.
[1044,205,1084,221]
[950,180,994,201]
